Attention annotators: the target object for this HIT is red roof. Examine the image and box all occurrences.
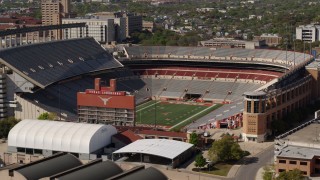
[112,130,142,144]
[115,126,152,133]
[0,24,16,30]
[139,130,187,138]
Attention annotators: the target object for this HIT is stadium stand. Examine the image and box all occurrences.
[124,46,313,69]
[0,37,123,88]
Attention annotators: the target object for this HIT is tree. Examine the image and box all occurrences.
[0,117,20,138]
[263,166,273,180]
[276,169,304,180]
[194,154,206,171]
[37,112,57,120]
[208,134,245,162]
[189,132,198,146]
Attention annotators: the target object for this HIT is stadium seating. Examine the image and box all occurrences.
[125,46,313,69]
[0,38,123,88]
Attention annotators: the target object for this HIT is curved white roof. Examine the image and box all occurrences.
[8,119,117,154]
[113,139,193,159]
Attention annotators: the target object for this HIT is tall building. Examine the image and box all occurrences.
[77,78,135,126]
[41,0,71,39]
[124,13,143,37]
[296,24,320,42]
[62,18,115,44]
[93,12,142,38]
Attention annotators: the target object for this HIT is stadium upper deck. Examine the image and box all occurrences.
[124,46,313,70]
[0,37,123,88]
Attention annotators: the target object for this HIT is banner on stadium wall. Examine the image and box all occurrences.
[77,93,135,109]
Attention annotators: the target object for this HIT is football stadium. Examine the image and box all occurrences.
[0,27,318,142]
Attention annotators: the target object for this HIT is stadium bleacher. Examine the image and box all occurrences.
[124,46,313,69]
[0,37,123,88]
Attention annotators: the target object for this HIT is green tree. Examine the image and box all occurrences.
[189,132,198,146]
[208,134,245,162]
[37,112,57,120]
[276,169,304,180]
[194,154,206,171]
[263,166,274,180]
[0,117,20,138]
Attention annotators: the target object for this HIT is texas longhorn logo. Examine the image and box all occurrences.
[98,96,112,105]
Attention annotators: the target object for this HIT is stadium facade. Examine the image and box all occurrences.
[0,33,317,143]
[77,78,135,125]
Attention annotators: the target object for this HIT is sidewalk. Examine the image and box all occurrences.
[255,167,264,180]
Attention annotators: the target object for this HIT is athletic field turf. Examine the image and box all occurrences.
[136,100,221,130]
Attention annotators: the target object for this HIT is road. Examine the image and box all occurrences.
[233,145,274,180]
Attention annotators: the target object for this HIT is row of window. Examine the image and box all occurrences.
[279,169,307,175]
[279,160,308,166]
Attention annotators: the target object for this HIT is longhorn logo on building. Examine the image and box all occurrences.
[98,96,112,105]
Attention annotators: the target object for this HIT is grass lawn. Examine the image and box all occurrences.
[136,100,208,127]
[201,163,234,176]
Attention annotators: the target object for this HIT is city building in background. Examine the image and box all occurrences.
[62,18,115,44]
[296,24,320,42]
[198,38,266,49]
[41,0,74,39]
[253,33,282,46]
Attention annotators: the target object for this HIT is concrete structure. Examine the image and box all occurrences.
[62,18,115,44]
[0,37,122,120]
[253,33,282,46]
[77,78,135,126]
[198,38,266,49]
[275,122,320,177]
[296,24,320,42]
[124,46,315,143]
[7,119,117,159]
[113,139,193,168]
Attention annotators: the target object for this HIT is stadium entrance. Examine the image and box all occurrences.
[183,93,202,101]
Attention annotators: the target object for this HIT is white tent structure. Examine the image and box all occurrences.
[8,119,117,154]
[113,139,193,168]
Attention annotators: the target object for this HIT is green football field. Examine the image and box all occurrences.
[135,100,221,129]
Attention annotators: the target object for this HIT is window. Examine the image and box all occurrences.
[300,161,307,166]
[247,101,251,113]
[279,169,285,172]
[315,159,320,164]
[289,161,296,165]
[254,101,259,113]
[302,171,307,175]
[279,160,286,164]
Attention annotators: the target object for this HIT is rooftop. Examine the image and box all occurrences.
[138,130,187,138]
[112,130,143,144]
[8,119,117,154]
[113,139,193,160]
[280,123,320,148]
[276,145,320,160]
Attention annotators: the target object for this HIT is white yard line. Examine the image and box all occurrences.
[169,104,216,130]
[136,101,161,112]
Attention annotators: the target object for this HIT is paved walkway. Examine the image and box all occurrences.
[255,167,264,180]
